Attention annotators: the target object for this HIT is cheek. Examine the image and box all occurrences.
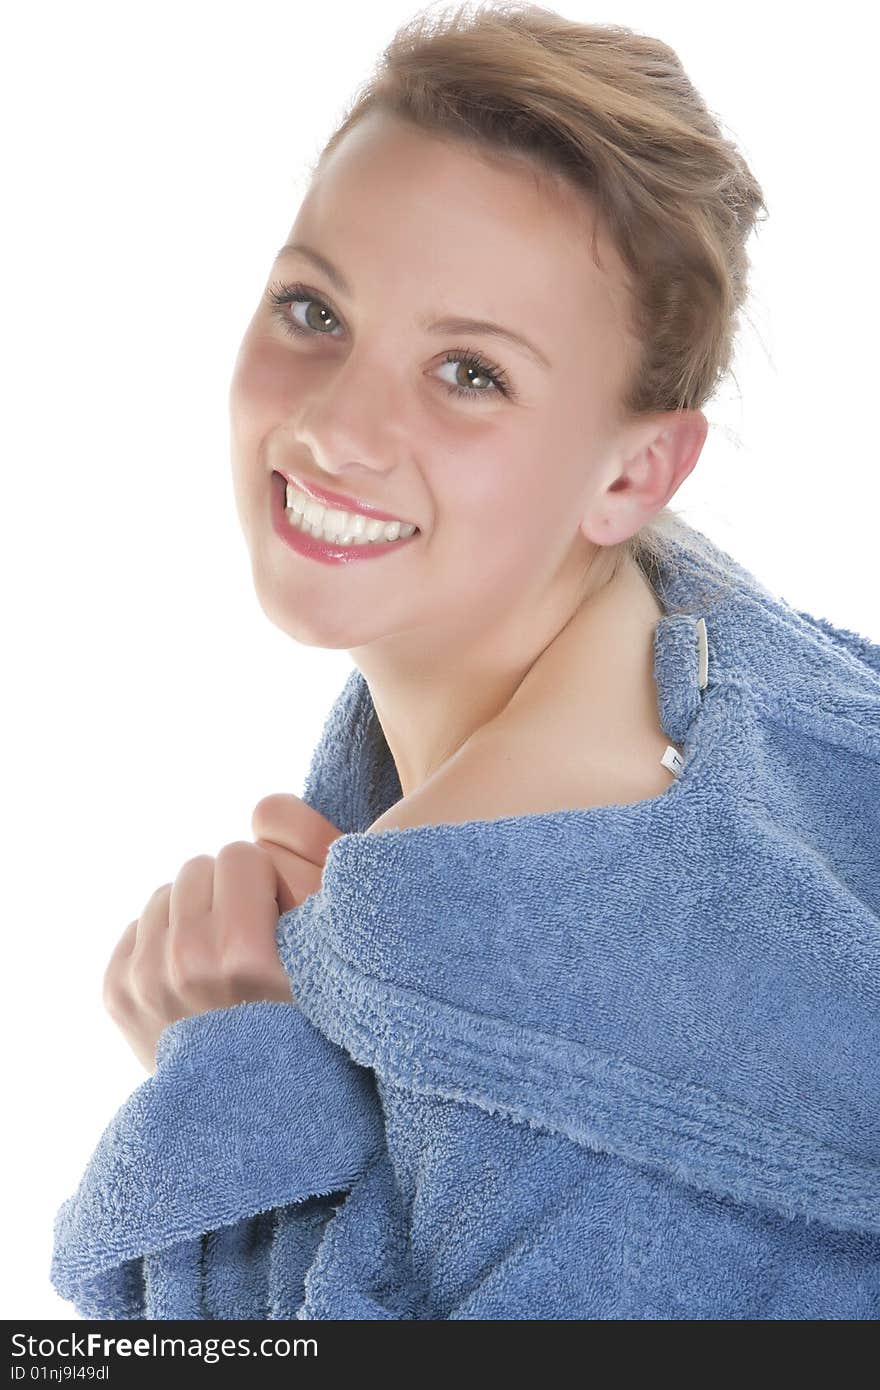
[434,431,533,518]
[230,338,298,424]
[450,443,561,533]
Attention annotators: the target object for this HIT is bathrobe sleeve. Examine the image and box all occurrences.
[50,1000,388,1319]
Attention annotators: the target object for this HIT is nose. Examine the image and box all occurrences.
[287,344,408,487]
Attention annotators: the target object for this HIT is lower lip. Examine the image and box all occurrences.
[269,472,420,566]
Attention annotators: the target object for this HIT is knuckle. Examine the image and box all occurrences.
[127,951,170,1013]
[178,856,213,875]
[251,794,305,843]
[215,839,257,863]
[169,941,215,997]
[133,976,174,1021]
[251,795,283,831]
[222,945,261,987]
[211,932,261,988]
[128,969,158,1014]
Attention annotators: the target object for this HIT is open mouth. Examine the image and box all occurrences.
[274,471,419,546]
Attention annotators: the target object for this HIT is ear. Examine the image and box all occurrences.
[580,410,709,546]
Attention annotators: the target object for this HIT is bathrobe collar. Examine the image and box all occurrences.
[278,531,880,1235]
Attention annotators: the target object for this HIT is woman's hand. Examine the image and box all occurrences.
[103,841,297,1075]
[250,792,344,914]
[103,795,344,1074]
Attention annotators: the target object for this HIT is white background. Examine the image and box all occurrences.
[2,0,877,1319]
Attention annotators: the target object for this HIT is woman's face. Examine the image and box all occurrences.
[229,108,643,652]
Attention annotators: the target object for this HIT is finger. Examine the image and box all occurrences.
[103,918,138,1017]
[169,854,215,923]
[211,842,289,993]
[130,882,173,962]
[165,856,217,1005]
[254,839,326,915]
[113,917,139,962]
[212,841,277,943]
[251,794,342,866]
[129,882,178,1018]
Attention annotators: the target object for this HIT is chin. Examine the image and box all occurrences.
[253,582,369,652]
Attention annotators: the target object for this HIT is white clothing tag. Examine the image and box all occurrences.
[696,616,709,690]
[661,744,685,778]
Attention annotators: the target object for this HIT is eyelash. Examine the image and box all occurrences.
[263,279,514,404]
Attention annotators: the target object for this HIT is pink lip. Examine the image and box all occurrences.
[269,471,420,566]
[273,469,416,527]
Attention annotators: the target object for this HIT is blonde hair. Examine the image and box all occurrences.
[310,0,769,611]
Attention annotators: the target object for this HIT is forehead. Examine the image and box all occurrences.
[294,110,633,341]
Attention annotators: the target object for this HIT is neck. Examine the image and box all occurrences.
[349,551,662,801]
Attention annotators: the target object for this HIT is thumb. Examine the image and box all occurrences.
[255,840,326,917]
[250,792,343,869]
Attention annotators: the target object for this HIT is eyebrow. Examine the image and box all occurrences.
[273,240,552,370]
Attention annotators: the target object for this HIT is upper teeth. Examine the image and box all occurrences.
[284,480,417,545]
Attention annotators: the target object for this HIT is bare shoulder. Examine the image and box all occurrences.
[366,706,682,836]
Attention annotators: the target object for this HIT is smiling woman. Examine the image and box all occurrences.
[236,113,703,801]
[51,0,880,1323]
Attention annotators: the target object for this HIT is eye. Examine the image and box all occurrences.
[435,349,511,403]
[263,280,515,405]
[265,280,343,337]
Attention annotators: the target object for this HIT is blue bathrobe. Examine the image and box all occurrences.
[50,530,880,1319]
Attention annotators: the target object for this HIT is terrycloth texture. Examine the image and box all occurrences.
[51,1004,386,1319]
[51,529,880,1319]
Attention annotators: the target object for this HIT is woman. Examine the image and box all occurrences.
[51,2,880,1319]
